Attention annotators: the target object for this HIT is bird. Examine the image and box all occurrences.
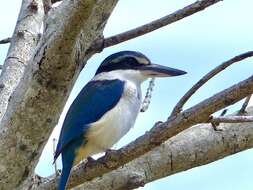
[54,51,186,190]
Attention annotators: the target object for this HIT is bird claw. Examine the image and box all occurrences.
[105,148,117,155]
[155,121,163,126]
[83,156,97,169]
[95,149,118,169]
[87,156,96,163]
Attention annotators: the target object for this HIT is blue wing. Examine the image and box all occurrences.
[54,79,125,161]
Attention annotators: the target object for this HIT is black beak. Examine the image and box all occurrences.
[139,63,187,77]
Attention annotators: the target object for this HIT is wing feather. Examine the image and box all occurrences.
[54,79,125,160]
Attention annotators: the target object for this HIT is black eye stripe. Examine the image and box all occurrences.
[95,51,151,75]
[95,58,140,74]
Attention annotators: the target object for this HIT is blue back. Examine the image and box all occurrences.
[54,79,125,160]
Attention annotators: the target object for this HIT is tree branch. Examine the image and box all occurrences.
[0,0,44,122]
[39,107,253,190]
[0,0,118,189]
[170,51,253,117]
[0,37,11,44]
[1,0,251,189]
[0,0,44,188]
[38,75,253,189]
[87,0,222,53]
[73,108,253,190]
[209,115,253,123]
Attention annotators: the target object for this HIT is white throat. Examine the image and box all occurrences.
[84,70,146,156]
[92,70,148,85]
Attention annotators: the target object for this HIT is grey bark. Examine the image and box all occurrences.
[0,0,44,122]
[73,108,253,190]
[0,0,118,189]
[36,75,253,189]
[0,0,252,189]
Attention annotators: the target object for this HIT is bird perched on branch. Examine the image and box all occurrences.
[54,51,186,190]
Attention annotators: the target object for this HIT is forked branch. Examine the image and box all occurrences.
[170,51,253,117]
[71,108,253,190]
[38,73,253,189]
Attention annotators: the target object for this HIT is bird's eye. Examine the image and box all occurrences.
[123,57,141,67]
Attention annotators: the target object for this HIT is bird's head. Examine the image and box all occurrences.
[95,51,186,83]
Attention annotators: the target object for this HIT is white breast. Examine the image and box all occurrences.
[83,80,142,156]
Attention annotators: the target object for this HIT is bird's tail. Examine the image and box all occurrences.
[58,163,72,190]
[57,137,84,189]
[58,148,76,190]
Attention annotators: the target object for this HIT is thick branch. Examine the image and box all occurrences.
[171,51,253,117]
[38,75,253,189]
[0,0,118,189]
[0,0,44,186]
[0,0,44,122]
[73,108,253,190]
[88,0,222,53]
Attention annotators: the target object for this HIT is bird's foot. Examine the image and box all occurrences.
[83,156,97,169]
[95,149,118,169]
[105,148,117,155]
[87,156,96,163]
[154,121,163,127]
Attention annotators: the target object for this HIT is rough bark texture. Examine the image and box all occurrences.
[0,0,252,189]
[0,0,118,189]
[0,0,44,121]
[171,51,253,116]
[38,75,253,190]
[73,107,253,190]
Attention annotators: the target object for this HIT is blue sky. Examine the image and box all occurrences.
[0,0,253,189]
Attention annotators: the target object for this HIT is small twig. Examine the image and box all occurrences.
[239,95,252,114]
[210,109,228,130]
[210,122,222,131]
[140,78,155,112]
[0,65,3,70]
[87,0,222,53]
[0,37,11,44]
[52,138,58,175]
[209,116,253,124]
[220,109,228,116]
[170,51,253,117]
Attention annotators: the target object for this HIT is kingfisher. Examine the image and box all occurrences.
[54,51,186,190]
